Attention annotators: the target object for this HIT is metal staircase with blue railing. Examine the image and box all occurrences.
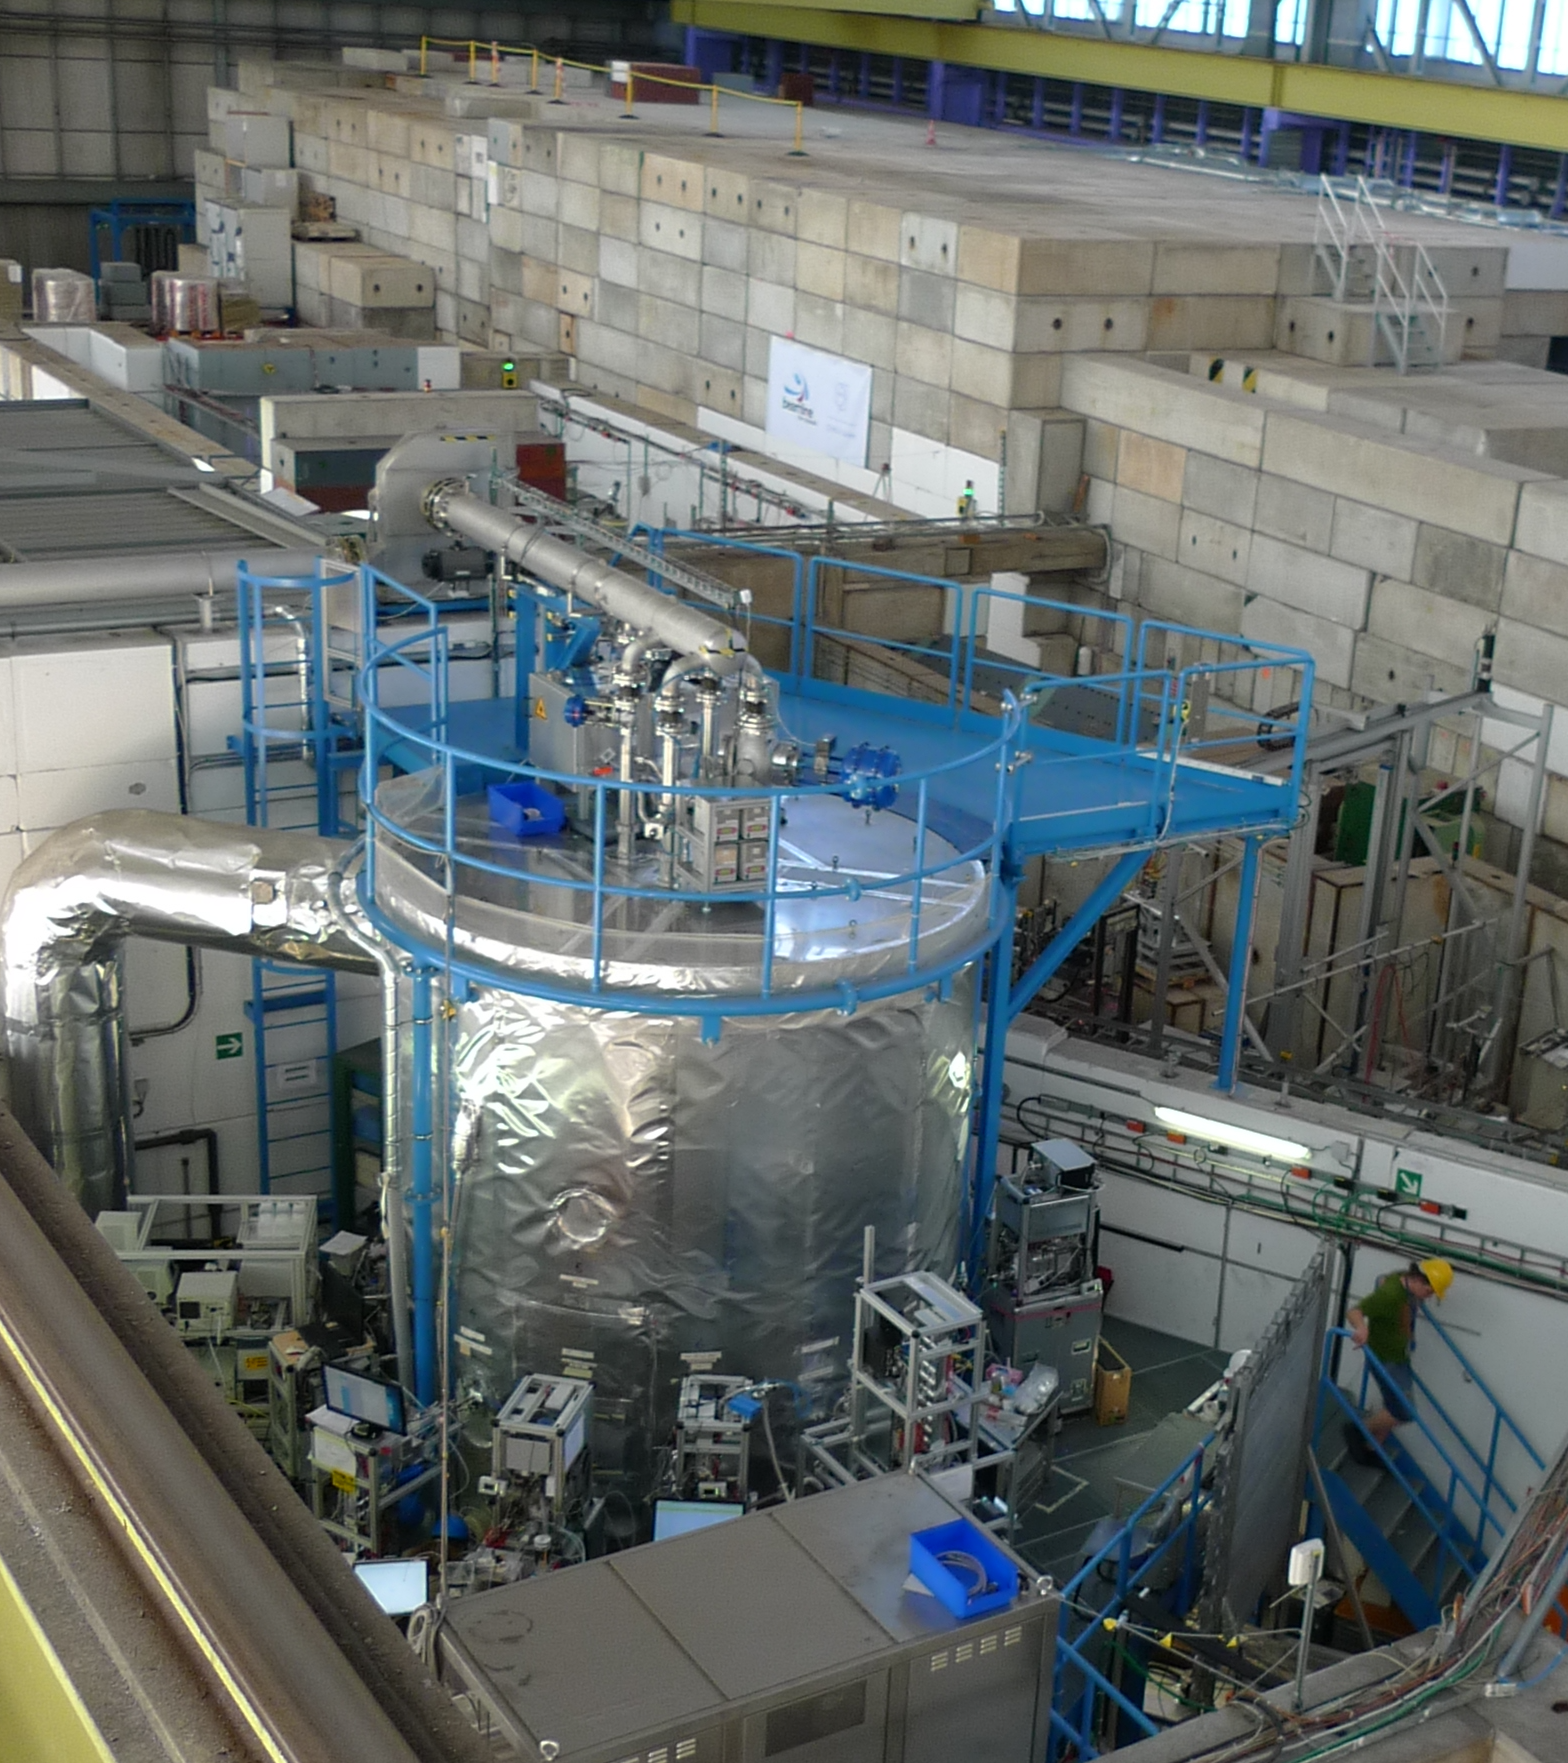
[236,561,364,1216]
[1312,1315,1545,1632]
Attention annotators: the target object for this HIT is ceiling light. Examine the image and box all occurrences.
[193,458,216,473]
[1153,1107,1312,1164]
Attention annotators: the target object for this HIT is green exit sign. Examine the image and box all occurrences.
[1395,1167,1424,1200]
[215,1032,244,1060]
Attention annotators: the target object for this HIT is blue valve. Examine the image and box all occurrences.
[838,743,901,812]
[563,693,589,727]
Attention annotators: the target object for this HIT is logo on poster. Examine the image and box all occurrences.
[781,370,812,422]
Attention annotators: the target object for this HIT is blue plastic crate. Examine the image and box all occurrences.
[908,1518,1019,1620]
[487,780,566,839]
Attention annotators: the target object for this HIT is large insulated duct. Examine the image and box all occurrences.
[0,549,327,610]
[2,810,371,1213]
[430,486,747,661]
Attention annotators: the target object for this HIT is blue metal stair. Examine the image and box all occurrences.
[1313,1323,1543,1633]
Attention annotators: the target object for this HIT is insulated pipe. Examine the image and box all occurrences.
[326,858,416,1398]
[1,811,374,1214]
[0,549,327,609]
[431,487,747,661]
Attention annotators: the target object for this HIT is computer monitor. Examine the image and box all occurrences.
[354,1558,429,1616]
[323,1364,405,1433]
[652,1499,744,1542]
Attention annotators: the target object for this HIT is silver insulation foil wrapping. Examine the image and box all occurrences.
[438,978,976,1485]
[372,777,989,1477]
[150,270,220,335]
[372,776,991,996]
[31,268,95,323]
[1,811,370,1212]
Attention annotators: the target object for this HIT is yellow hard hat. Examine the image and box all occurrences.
[1419,1258,1454,1300]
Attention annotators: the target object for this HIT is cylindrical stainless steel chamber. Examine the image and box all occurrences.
[371,778,989,1485]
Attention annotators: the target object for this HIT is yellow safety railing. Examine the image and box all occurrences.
[417,35,808,154]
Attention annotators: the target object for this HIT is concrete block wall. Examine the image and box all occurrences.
[1064,350,1568,849]
[241,61,1524,522]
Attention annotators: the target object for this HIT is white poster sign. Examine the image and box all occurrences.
[765,336,872,466]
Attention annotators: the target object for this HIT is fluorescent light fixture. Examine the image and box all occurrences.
[1153,1107,1312,1164]
[193,458,216,473]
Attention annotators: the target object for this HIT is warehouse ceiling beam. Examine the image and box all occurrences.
[674,0,1568,151]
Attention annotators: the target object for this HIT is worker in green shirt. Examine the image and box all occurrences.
[1343,1258,1453,1464]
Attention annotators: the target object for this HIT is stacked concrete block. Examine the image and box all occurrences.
[1062,350,1568,739]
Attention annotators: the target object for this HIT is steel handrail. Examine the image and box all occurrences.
[1423,1309,1545,1470]
[1318,1364,1477,1599]
[1050,1440,1209,1759]
[1322,1327,1508,1589]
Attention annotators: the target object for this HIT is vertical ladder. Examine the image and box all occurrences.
[236,562,363,1214]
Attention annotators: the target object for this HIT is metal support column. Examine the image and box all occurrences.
[972,887,1018,1278]
[409,965,438,1405]
[1146,845,1183,1057]
[1267,778,1321,1060]
[1487,705,1553,1101]
[1215,835,1262,1093]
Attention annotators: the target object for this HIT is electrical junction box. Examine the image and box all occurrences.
[175,1269,239,1339]
[526,671,612,781]
[677,794,772,893]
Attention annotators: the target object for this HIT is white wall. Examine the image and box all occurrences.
[1005,1022,1568,1508]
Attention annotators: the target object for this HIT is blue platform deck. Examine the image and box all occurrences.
[382,676,1297,862]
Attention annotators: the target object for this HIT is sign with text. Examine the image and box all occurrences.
[765,336,872,467]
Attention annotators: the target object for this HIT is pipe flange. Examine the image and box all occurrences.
[421,477,470,531]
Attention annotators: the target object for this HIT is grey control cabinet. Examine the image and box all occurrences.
[439,1473,1057,1763]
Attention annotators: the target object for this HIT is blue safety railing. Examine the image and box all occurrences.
[1421,1309,1547,1524]
[357,565,1023,1025]
[663,533,1314,814]
[1049,1440,1211,1761]
[1313,1323,1545,1622]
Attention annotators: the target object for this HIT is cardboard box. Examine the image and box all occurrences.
[1093,1339,1131,1426]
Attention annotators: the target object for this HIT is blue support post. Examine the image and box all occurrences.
[409,965,438,1404]
[995,70,1008,126]
[1109,88,1124,142]
[859,51,871,97]
[1008,848,1149,1022]
[1151,92,1165,142]
[1195,100,1209,145]
[1214,834,1261,1093]
[1441,140,1458,196]
[928,59,946,118]
[970,898,1017,1279]
[765,39,783,94]
[1031,77,1045,130]
[1335,122,1350,175]
[892,56,903,105]
[1554,154,1568,218]
[1495,144,1512,208]
[1239,107,1253,162]
[1069,82,1084,136]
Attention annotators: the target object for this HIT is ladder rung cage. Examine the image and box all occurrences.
[237,561,362,1205]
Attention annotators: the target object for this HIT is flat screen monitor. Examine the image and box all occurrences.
[354,1558,428,1616]
[652,1499,744,1542]
[324,1363,405,1434]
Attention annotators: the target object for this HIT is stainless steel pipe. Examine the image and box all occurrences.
[432,488,746,661]
[2,810,372,1212]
